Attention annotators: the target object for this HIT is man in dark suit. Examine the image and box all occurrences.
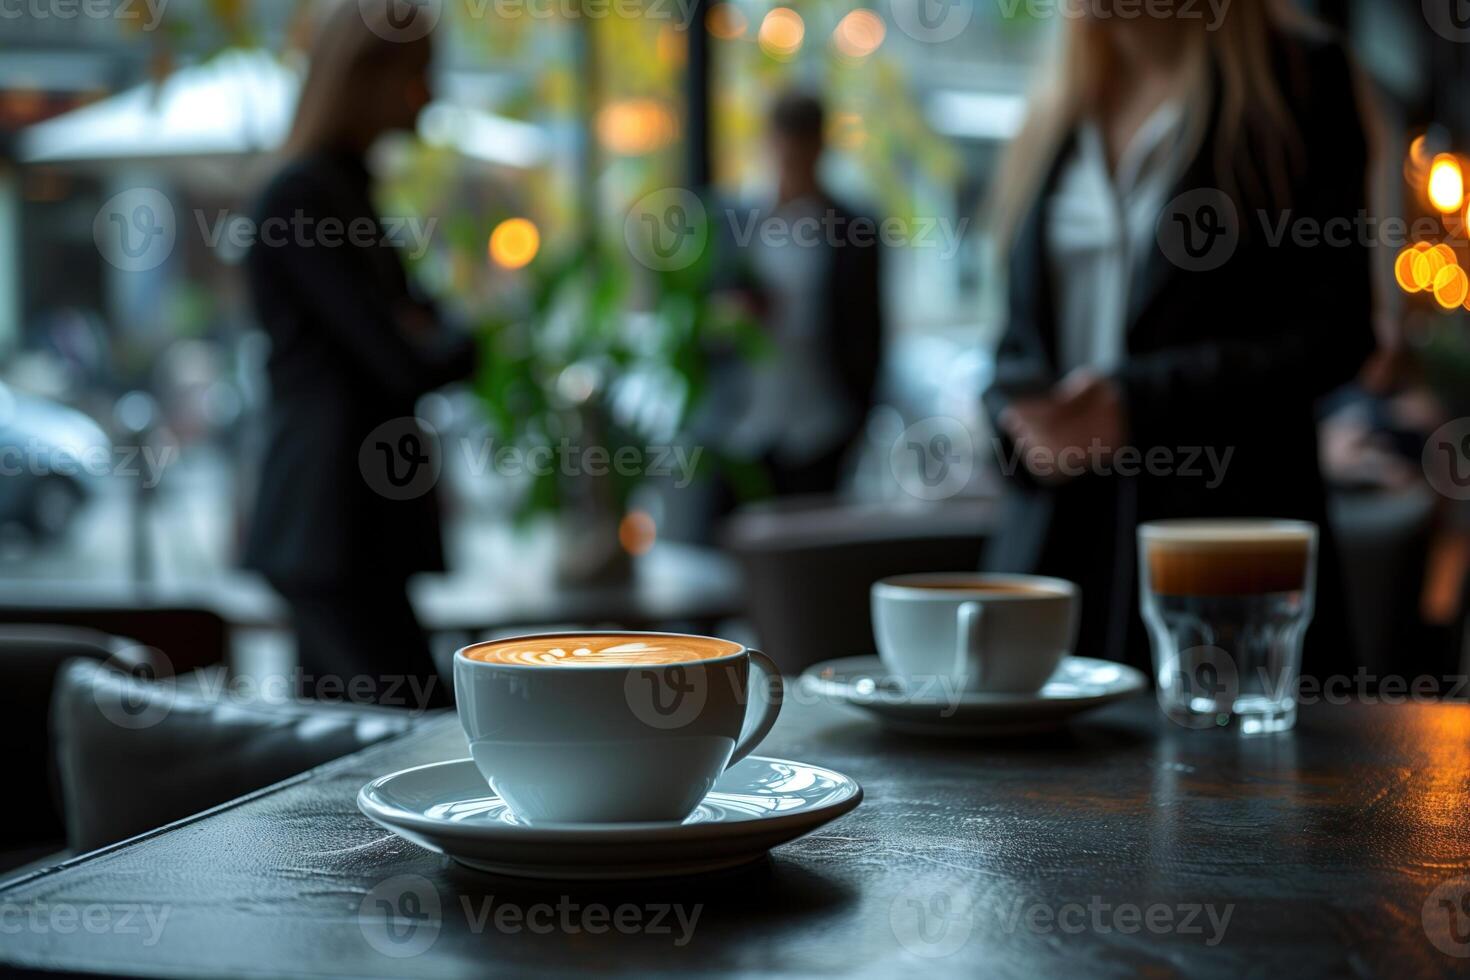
[710,91,884,497]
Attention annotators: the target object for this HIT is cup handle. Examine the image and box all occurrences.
[955,601,985,687]
[727,650,783,768]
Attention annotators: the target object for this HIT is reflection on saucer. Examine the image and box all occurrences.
[359,756,863,880]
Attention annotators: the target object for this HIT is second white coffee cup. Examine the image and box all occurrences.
[871,573,1079,694]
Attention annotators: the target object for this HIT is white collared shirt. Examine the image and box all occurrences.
[1045,102,1186,373]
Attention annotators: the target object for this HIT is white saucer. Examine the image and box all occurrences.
[358,756,862,880]
[799,655,1147,736]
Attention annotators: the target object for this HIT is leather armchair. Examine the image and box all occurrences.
[0,625,161,865]
[51,658,438,854]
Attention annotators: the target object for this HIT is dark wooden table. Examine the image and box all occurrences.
[4,696,1470,978]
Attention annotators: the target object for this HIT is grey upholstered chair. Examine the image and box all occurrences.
[48,658,437,855]
[0,624,161,873]
[723,497,996,674]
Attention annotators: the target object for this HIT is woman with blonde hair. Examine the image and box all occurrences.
[982,1,1376,670]
[244,0,472,707]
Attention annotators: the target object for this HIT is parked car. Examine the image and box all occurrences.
[0,383,110,541]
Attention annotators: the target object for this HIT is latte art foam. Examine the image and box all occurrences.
[465,633,740,667]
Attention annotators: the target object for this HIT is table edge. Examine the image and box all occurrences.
[0,713,458,896]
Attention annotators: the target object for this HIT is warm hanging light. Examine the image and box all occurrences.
[759,8,805,59]
[1410,134,1432,168]
[1405,134,1433,187]
[1428,154,1465,213]
[1434,264,1469,309]
[833,9,885,60]
[1412,243,1455,290]
[1395,245,1424,293]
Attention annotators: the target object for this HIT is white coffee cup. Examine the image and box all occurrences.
[454,631,782,824]
[871,573,1079,693]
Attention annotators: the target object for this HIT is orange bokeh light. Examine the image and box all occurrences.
[1411,242,1451,291]
[618,510,657,555]
[597,99,679,156]
[833,9,885,60]
[706,2,747,39]
[1428,154,1465,213]
[1395,245,1424,293]
[1433,264,1469,309]
[488,218,539,270]
[759,8,804,59]
[1410,135,1431,168]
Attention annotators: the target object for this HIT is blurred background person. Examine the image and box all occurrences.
[982,0,1376,671]
[708,90,885,499]
[243,0,474,707]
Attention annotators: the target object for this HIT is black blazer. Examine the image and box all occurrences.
[714,194,884,453]
[982,33,1375,671]
[824,198,885,435]
[243,151,473,588]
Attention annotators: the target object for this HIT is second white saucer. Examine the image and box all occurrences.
[358,755,862,879]
[799,655,1147,736]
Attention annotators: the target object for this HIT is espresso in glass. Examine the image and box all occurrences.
[1139,520,1317,733]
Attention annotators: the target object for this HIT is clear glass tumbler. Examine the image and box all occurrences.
[1138,519,1317,734]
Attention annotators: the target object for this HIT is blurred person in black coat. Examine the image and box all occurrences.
[709,91,884,498]
[982,1,1376,673]
[244,1,471,707]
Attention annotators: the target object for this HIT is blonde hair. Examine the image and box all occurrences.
[283,0,431,156]
[989,0,1314,245]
